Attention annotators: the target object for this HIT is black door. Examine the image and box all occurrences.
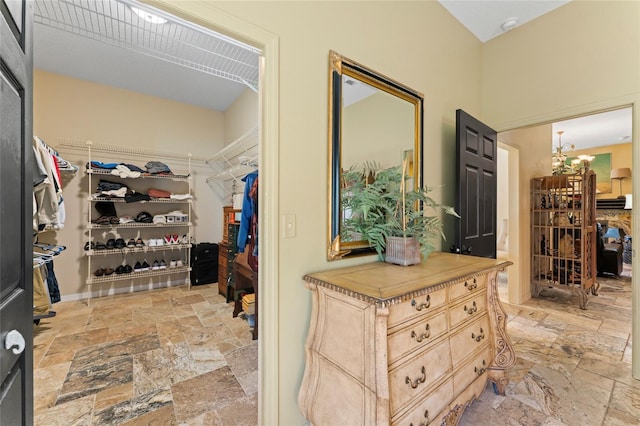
[0,1,33,424]
[455,109,497,258]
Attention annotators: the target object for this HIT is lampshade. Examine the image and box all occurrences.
[610,168,632,179]
[604,226,621,240]
[625,194,632,209]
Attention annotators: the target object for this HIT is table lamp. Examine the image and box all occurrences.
[611,168,631,198]
[604,226,621,243]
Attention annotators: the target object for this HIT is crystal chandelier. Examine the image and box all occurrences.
[551,131,576,175]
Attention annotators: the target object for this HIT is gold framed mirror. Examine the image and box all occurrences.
[328,51,423,260]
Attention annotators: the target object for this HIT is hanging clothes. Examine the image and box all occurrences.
[237,171,258,253]
[247,176,258,272]
[32,136,73,232]
[33,262,51,317]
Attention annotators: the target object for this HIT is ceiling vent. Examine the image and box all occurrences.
[33,0,260,90]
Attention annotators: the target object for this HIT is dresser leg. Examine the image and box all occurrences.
[487,369,509,395]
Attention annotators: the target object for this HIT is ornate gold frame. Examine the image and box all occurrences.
[327,50,424,260]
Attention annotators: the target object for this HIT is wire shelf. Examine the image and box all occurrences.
[85,243,191,256]
[86,266,191,284]
[88,168,191,180]
[89,196,192,204]
[88,222,191,230]
[34,0,259,89]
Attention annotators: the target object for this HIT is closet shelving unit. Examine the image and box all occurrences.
[530,170,598,309]
[206,127,258,199]
[84,142,193,303]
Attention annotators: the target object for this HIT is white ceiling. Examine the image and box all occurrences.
[33,0,258,112]
[32,0,631,150]
[437,0,571,43]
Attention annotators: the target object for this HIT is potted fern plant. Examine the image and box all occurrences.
[342,159,459,265]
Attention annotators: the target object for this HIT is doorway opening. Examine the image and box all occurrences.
[497,104,633,310]
[31,0,277,423]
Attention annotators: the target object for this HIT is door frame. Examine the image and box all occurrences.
[146,2,280,423]
[496,142,521,305]
[496,98,639,380]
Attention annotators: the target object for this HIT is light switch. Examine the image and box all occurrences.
[283,214,296,238]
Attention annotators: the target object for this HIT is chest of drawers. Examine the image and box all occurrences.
[299,252,515,425]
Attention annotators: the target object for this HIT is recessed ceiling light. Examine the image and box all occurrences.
[619,136,631,141]
[501,17,519,32]
[131,7,167,24]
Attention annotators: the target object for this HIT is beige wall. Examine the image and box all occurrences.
[224,88,258,145]
[163,1,484,424]
[483,1,640,131]
[36,0,640,423]
[484,1,640,315]
[33,69,227,299]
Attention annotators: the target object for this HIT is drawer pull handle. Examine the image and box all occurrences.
[464,301,477,315]
[411,295,431,311]
[471,327,485,342]
[411,323,431,343]
[409,409,430,426]
[465,278,477,291]
[474,360,487,376]
[405,366,426,389]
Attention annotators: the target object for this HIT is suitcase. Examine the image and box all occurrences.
[190,243,219,285]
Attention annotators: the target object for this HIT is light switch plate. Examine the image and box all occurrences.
[283,214,296,238]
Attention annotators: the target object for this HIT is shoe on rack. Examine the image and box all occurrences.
[84,241,95,251]
[155,238,164,246]
[172,234,179,245]
[106,238,116,249]
[169,260,177,268]
[159,260,167,269]
[127,238,136,248]
[115,238,126,249]
[115,265,125,274]
[94,268,105,277]
[164,234,173,245]
[124,264,133,273]
[136,238,145,248]
[179,235,189,244]
[141,261,151,271]
[95,241,106,250]
[134,261,143,272]
[176,259,184,268]
[104,267,115,276]
[152,260,160,270]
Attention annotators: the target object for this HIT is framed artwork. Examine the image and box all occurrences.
[566,152,612,193]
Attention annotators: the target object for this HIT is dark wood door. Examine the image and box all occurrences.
[454,109,497,258]
[0,1,33,424]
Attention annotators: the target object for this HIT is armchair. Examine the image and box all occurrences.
[596,222,623,276]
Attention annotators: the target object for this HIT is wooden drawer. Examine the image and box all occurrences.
[392,379,452,426]
[449,275,487,302]
[387,311,448,366]
[449,315,490,367]
[388,339,451,415]
[452,347,492,395]
[388,287,446,329]
[449,292,487,330]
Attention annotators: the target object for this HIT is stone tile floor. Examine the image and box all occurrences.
[460,268,638,426]
[33,283,257,425]
[33,270,638,425]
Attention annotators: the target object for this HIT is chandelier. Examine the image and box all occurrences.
[551,131,576,175]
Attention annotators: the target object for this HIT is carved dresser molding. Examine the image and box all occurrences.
[299,252,515,425]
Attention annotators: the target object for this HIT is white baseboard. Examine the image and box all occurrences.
[61,278,191,302]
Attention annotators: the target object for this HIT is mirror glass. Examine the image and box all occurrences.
[328,51,423,260]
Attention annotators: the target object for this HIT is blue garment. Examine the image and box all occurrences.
[89,161,119,170]
[237,171,258,252]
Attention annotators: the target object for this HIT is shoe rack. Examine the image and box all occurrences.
[84,141,193,305]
